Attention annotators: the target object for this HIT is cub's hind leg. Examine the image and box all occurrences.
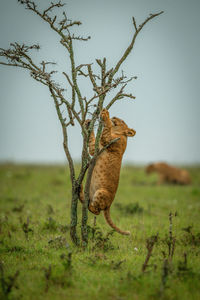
[89,189,111,215]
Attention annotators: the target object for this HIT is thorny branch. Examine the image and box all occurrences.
[0,0,163,246]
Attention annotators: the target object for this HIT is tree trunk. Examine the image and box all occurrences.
[70,188,79,246]
[81,156,97,247]
[81,197,88,248]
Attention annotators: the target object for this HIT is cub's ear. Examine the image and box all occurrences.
[126,128,136,137]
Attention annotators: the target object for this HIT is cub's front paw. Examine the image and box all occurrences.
[84,119,91,129]
[100,108,109,122]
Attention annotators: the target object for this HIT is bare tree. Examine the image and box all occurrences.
[0,0,163,247]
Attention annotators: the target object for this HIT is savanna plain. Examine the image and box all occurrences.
[0,164,200,300]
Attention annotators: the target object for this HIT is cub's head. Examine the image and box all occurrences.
[111,117,136,137]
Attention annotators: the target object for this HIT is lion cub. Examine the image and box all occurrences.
[146,162,191,185]
[83,109,136,235]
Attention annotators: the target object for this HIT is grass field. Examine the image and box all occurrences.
[0,164,200,300]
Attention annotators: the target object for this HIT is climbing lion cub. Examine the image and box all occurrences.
[82,108,136,235]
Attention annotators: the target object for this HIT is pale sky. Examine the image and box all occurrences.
[0,0,200,164]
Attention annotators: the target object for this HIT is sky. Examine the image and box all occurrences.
[0,0,200,165]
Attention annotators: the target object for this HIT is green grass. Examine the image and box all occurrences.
[0,164,200,300]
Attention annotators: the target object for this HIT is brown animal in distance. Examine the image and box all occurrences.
[80,109,136,235]
[146,162,191,185]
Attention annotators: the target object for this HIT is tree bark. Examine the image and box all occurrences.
[81,160,96,247]
[70,186,80,246]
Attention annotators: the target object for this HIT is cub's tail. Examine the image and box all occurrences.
[103,208,130,235]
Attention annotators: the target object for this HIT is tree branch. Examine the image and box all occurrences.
[132,17,137,31]
[108,11,164,84]
[49,85,75,183]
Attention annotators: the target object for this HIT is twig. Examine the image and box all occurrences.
[142,234,158,272]
[168,212,176,261]
[160,259,169,294]
[132,17,137,31]
[43,265,52,292]
[0,262,19,297]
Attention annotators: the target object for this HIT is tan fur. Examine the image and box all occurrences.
[146,162,191,185]
[81,109,136,235]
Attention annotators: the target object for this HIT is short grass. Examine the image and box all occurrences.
[0,164,200,300]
